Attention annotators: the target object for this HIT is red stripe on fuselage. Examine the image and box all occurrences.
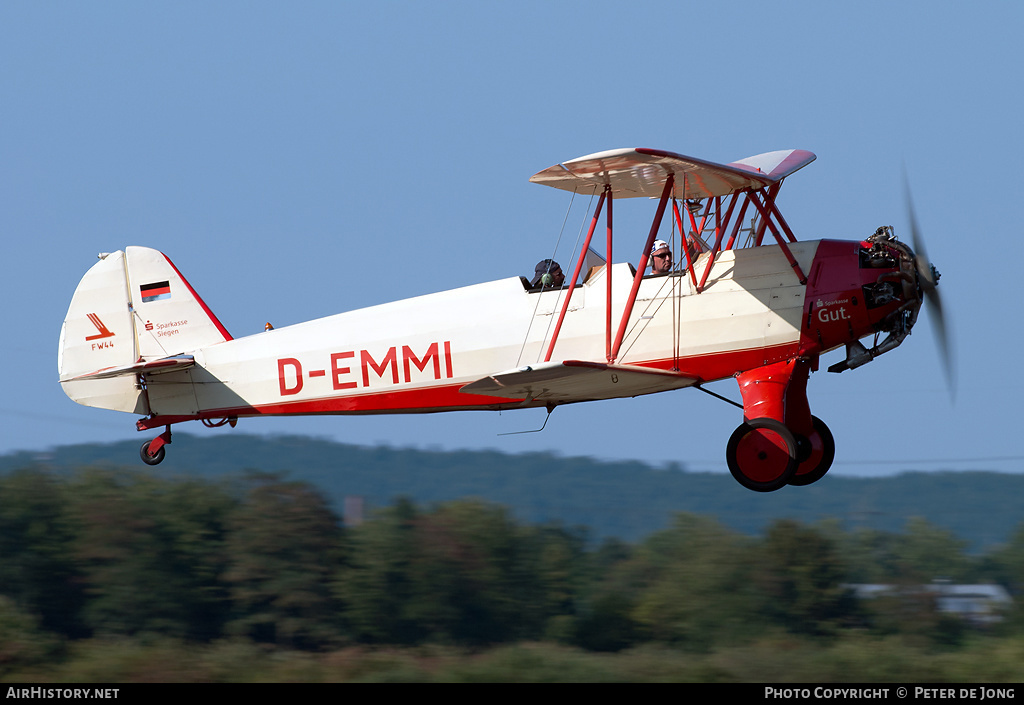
[136,342,801,431]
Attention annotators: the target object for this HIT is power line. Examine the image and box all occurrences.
[835,457,1024,466]
[682,456,1023,465]
[679,456,1024,470]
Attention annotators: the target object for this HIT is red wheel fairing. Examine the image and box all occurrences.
[726,418,798,492]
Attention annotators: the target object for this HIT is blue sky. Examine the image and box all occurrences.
[2,2,1021,477]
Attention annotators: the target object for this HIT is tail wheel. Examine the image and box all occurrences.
[140,440,166,466]
[789,416,835,486]
[726,418,798,492]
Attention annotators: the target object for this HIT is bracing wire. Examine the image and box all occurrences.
[515,189,579,367]
[535,190,597,362]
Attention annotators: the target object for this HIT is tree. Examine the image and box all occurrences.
[837,527,907,584]
[0,469,86,638]
[0,595,60,672]
[977,522,1024,630]
[67,469,235,640]
[754,519,859,636]
[572,591,639,652]
[222,473,345,649]
[628,513,760,650]
[340,499,585,646]
[403,500,524,644]
[337,497,424,644]
[895,517,973,583]
[521,524,588,642]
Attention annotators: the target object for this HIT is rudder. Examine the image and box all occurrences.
[124,246,232,360]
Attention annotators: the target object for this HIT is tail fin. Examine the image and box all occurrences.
[58,247,231,412]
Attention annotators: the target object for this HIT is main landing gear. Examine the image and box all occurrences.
[726,415,835,492]
[724,359,836,492]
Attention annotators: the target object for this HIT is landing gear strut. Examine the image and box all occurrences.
[140,426,172,466]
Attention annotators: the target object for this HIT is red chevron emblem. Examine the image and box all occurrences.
[85,313,115,341]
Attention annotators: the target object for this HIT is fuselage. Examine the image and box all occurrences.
[142,240,827,423]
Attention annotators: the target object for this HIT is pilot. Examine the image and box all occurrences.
[649,240,673,275]
[531,259,565,289]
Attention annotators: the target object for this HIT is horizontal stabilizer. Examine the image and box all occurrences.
[459,360,697,403]
[63,354,195,382]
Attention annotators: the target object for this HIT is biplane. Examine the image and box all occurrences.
[58,147,948,492]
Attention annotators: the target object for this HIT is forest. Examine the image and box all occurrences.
[4,433,1023,550]
[1,464,1023,682]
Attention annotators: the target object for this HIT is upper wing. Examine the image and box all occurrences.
[530,148,815,200]
[726,149,817,181]
[459,360,697,403]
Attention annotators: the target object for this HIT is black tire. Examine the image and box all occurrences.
[789,416,836,486]
[140,440,165,466]
[726,417,798,492]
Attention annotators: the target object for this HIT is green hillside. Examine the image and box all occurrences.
[3,433,1021,549]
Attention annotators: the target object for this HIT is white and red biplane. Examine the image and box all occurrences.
[58,148,947,492]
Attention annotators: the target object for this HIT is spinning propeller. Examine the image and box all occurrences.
[904,174,956,400]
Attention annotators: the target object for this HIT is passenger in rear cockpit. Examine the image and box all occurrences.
[649,240,672,275]
[530,259,565,289]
